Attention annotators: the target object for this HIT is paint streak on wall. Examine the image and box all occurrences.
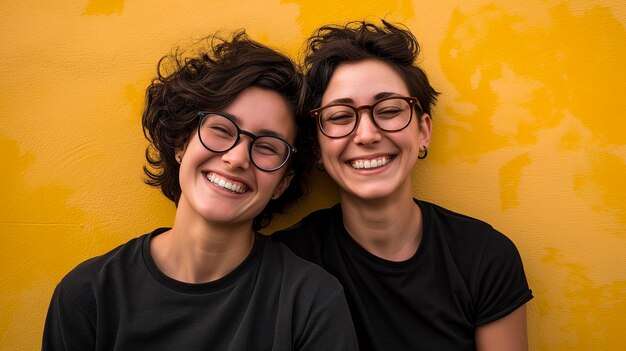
[499,153,531,210]
[541,249,626,349]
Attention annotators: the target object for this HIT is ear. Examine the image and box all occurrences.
[271,171,294,200]
[175,150,184,164]
[419,113,432,147]
[175,141,190,164]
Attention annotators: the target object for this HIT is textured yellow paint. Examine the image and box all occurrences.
[440,3,626,156]
[575,152,626,227]
[83,0,124,16]
[2,1,626,350]
[559,129,583,152]
[499,153,531,210]
[0,136,92,349]
[283,0,415,34]
[437,3,626,348]
[541,249,626,349]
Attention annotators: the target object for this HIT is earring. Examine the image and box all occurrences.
[176,156,182,164]
[418,146,428,159]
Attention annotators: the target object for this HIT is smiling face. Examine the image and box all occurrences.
[317,59,431,202]
[176,87,295,229]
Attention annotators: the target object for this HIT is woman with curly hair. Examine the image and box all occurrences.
[43,31,357,351]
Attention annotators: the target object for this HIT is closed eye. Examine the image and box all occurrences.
[209,125,235,138]
[253,142,280,156]
[375,107,403,119]
[326,113,356,124]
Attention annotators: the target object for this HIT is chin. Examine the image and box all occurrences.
[344,188,394,201]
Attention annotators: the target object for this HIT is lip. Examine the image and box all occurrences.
[203,171,251,194]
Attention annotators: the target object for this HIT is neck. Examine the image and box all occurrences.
[340,184,423,261]
[150,204,255,284]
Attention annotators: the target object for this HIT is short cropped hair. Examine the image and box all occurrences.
[142,30,314,230]
[304,20,439,119]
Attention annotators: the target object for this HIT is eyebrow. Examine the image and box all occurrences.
[256,129,286,139]
[325,92,404,105]
[221,112,289,140]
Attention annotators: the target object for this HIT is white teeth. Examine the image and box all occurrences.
[350,156,391,169]
[207,173,246,194]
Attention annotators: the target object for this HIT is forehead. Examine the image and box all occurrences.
[224,87,296,142]
[322,59,410,105]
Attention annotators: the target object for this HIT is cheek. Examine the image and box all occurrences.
[257,170,285,193]
[401,123,422,145]
[318,138,336,159]
[318,141,347,172]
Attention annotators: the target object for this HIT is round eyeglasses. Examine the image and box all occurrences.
[310,96,422,138]
[197,112,297,172]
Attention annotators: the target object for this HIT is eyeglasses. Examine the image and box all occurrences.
[311,96,421,138]
[197,112,297,172]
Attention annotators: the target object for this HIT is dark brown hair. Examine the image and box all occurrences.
[304,20,439,119]
[142,30,314,230]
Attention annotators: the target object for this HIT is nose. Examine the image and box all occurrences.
[221,137,251,170]
[352,110,382,145]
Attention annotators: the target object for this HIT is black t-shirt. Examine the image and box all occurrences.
[43,229,358,351]
[273,200,533,351]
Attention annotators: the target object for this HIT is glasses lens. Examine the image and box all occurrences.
[251,136,291,171]
[198,114,237,152]
[318,105,357,138]
[373,98,413,131]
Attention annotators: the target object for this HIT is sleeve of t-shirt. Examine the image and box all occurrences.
[42,283,96,351]
[296,286,359,351]
[473,230,533,326]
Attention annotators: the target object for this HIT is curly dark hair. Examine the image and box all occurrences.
[304,20,440,123]
[142,30,315,230]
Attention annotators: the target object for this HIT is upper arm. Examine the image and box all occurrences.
[475,304,528,351]
[297,288,359,351]
[474,229,532,324]
[42,284,96,351]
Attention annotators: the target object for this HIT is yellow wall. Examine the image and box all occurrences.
[1,1,624,349]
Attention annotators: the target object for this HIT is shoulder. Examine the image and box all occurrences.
[272,205,339,239]
[263,236,344,296]
[60,233,147,285]
[420,201,532,321]
[422,201,495,234]
[55,232,150,308]
[420,200,526,283]
[421,200,516,254]
[260,238,358,350]
[271,205,341,260]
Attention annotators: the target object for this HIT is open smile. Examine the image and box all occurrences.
[205,172,248,194]
[349,155,393,170]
